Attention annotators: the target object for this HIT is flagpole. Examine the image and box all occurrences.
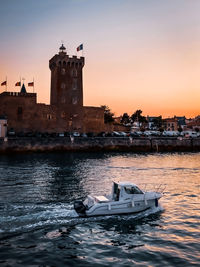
[33,77,34,93]
[6,76,7,92]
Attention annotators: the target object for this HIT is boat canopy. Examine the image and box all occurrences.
[112,181,144,200]
[124,185,143,194]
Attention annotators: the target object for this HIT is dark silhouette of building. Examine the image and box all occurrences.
[0,45,104,134]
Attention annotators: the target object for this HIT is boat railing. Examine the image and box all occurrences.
[138,183,166,194]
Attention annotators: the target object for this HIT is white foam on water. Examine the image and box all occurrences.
[0,203,164,236]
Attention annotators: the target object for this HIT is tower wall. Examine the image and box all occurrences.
[49,51,85,131]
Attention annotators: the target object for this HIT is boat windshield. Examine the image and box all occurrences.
[124,186,143,194]
[83,195,94,208]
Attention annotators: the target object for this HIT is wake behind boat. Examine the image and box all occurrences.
[74,181,164,217]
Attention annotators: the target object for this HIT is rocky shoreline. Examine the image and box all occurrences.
[0,136,200,153]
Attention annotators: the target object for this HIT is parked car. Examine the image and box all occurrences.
[119,131,127,137]
[80,133,87,138]
[143,131,151,136]
[97,132,106,137]
[26,132,35,137]
[135,131,142,136]
[73,132,80,137]
[162,131,179,137]
[41,132,49,137]
[105,132,113,137]
[182,131,198,138]
[113,131,121,137]
[7,128,16,137]
[130,132,139,137]
[146,131,161,136]
[49,132,57,137]
[17,131,25,137]
[64,132,70,137]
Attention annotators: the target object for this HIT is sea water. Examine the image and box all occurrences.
[0,152,199,266]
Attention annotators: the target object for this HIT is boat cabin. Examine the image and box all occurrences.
[83,182,145,210]
[112,182,144,201]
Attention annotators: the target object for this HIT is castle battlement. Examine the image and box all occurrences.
[49,53,84,70]
[0,91,36,98]
[0,45,104,134]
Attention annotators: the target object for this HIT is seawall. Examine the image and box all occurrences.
[0,137,200,153]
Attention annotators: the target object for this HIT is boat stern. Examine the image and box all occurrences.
[74,200,86,216]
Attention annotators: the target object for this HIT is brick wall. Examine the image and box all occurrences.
[83,106,105,133]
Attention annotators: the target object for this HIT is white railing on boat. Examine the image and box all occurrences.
[137,183,166,194]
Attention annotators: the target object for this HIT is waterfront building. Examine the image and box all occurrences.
[185,116,200,131]
[163,117,178,131]
[0,45,104,134]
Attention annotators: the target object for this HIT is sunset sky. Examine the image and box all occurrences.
[0,0,200,118]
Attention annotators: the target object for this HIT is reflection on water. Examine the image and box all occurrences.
[0,152,200,266]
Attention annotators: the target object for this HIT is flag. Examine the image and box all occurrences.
[28,82,34,86]
[1,81,6,86]
[77,44,83,52]
[15,81,21,86]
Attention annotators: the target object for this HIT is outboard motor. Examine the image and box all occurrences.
[74,200,86,216]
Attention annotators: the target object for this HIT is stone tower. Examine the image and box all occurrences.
[49,44,85,131]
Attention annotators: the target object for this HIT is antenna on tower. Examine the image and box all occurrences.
[22,77,25,84]
[59,40,66,53]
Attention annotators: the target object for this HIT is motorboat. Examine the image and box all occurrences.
[74,181,163,217]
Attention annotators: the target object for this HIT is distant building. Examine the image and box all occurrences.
[147,116,162,130]
[163,117,178,131]
[0,45,104,133]
[175,116,186,129]
[185,116,200,131]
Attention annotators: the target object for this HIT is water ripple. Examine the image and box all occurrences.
[0,152,200,266]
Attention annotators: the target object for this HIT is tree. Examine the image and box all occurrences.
[152,116,162,128]
[100,105,114,123]
[121,113,130,125]
[178,127,183,133]
[131,110,147,123]
[159,127,164,133]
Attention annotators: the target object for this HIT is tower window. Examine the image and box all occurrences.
[72,97,78,105]
[71,69,77,77]
[61,68,65,75]
[47,114,53,120]
[63,61,66,66]
[72,79,77,90]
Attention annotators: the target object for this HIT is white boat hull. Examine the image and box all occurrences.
[85,198,159,217]
[74,181,163,217]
